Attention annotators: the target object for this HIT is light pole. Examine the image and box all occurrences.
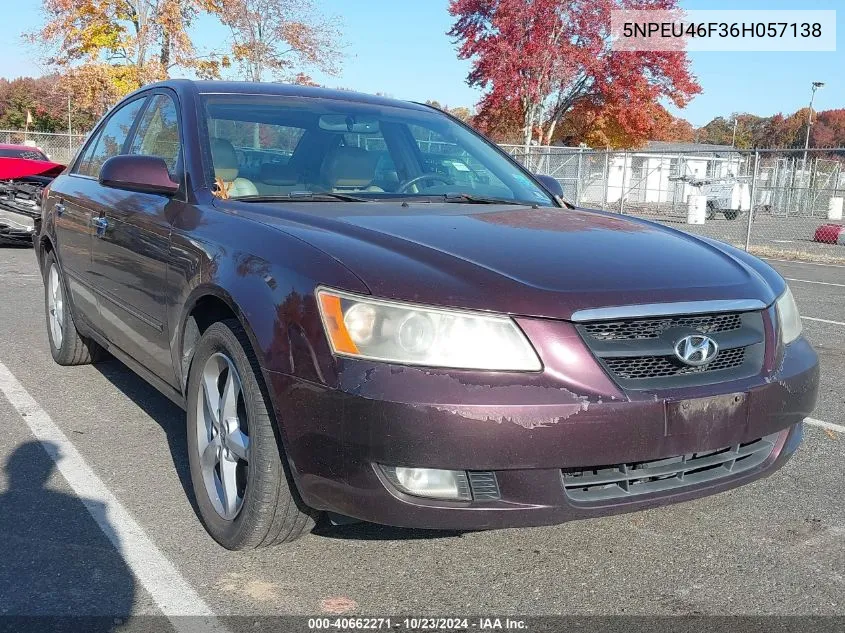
[802,81,825,171]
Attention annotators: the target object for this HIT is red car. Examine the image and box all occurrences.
[37,81,819,550]
[0,144,64,245]
[813,223,845,245]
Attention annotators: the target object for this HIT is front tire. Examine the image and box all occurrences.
[186,319,316,550]
[43,252,104,365]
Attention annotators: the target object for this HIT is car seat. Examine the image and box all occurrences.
[256,163,304,195]
[321,146,384,192]
[210,138,259,197]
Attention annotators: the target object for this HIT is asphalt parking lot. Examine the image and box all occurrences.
[627,213,845,263]
[0,246,843,625]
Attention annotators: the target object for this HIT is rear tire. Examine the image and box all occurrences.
[724,210,739,221]
[43,252,104,366]
[186,319,317,550]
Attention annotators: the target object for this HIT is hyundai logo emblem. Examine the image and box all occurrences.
[674,335,719,367]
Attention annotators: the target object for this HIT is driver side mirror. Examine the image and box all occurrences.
[534,174,564,199]
[100,155,180,196]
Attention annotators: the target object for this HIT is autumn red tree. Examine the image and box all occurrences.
[649,106,695,144]
[448,0,701,150]
[0,76,69,131]
[812,109,845,148]
[471,93,524,142]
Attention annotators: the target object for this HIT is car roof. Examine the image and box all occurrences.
[140,79,434,114]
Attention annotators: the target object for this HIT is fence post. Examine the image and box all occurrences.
[619,151,628,214]
[575,148,583,206]
[744,150,759,252]
[601,150,609,210]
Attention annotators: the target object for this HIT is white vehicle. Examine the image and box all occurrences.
[699,179,751,221]
[672,175,751,221]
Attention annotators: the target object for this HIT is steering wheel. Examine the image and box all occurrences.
[396,173,453,193]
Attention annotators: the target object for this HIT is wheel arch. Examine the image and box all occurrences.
[37,233,55,275]
[177,282,314,501]
[177,284,265,396]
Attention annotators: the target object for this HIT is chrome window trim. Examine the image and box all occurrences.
[570,299,768,322]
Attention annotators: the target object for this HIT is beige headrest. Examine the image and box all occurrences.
[260,162,298,186]
[324,146,377,188]
[211,137,239,182]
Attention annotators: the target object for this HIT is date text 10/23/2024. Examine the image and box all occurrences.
[307,617,528,631]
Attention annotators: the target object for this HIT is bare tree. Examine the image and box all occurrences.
[205,0,342,83]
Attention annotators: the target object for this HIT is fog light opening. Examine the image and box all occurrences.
[380,465,472,501]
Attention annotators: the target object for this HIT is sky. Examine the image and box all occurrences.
[0,0,842,127]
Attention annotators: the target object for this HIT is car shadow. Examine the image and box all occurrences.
[0,240,34,248]
[92,358,470,544]
[0,441,135,628]
[92,359,198,515]
[313,518,468,541]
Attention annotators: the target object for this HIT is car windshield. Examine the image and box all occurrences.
[201,94,556,206]
[0,148,48,160]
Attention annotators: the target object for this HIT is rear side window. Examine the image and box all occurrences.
[129,94,181,172]
[75,97,147,178]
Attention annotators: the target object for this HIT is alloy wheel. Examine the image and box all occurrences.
[196,352,250,520]
[47,264,64,350]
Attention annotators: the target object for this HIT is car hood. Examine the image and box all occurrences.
[0,157,64,180]
[235,201,779,320]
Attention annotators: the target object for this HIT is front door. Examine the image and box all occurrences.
[90,92,184,386]
[52,97,149,330]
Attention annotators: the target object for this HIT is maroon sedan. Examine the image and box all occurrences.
[36,80,818,550]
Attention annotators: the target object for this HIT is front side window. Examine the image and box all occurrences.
[202,94,556,206]
[76,97,147,178]
[128,94,181,172]
[410,124,506,190]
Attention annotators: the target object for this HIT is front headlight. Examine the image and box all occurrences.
[775,286,802,345]
[316,288,541,371]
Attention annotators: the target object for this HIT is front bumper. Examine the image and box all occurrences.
[266,329,819,531]
[0,206,36,244]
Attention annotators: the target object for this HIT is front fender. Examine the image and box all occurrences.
[168,209,369,392]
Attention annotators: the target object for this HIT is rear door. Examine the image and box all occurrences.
[89,91,184,385]
[52,97,148,328]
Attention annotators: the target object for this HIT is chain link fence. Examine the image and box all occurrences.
[1,129,843,263]
[503,144,845,264]
[0,130,87,166]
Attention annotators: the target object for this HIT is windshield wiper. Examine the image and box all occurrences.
[233,191,369,203]
[441,193,532,205]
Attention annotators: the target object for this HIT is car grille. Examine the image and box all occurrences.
[582,313,742,341]
[604,347,746,380]
[575,309,765,390]
[562,433,778,502]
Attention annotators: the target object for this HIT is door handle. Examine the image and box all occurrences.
[54,202,65,217]
[92,216,109,237]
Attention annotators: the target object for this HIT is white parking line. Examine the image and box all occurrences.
[802,316,845,327]
[765,257,845,269]
[0,360,228,631]
[806,417,845,434]
[786,277,845,288]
